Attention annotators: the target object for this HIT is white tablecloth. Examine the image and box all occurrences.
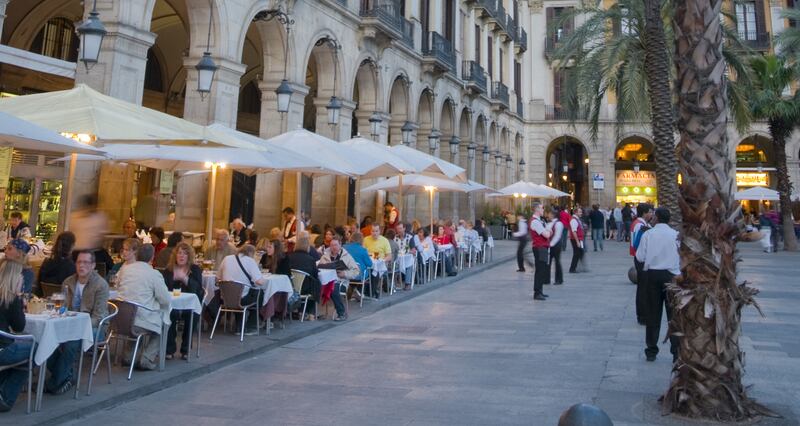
[318,269,338,285]
[24,312,94,366]
[397,253,415,271]
[436,243,454,254]
[371,259,387,276]
[202,272,293,306]
[419,245,436,262]
[169,292,203,315]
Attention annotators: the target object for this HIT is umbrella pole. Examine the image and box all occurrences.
[398,174,403,224]
[63,153,78,231]
[429,189,435,233]
[205,164,218,249]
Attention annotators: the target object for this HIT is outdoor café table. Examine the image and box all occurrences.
[418,244,436,263]
[318,269,338,286]
[23,312,93,411]
[371,258,388,276]
[202,271,293,307]
[396,253,415,271]
[158,292,203,371]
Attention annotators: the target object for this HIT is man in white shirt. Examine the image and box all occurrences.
[547,208,565,285]
[613,205,623,241]
[216,245,267,334]
[630,203,653,325]
[568,208,585,273]
[635,207,681,362]
[513,215,529,272]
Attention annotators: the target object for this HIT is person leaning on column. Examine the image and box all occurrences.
[635,207,681,363]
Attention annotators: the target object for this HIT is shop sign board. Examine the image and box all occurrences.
[592,173,605,189]
[615,170,657,188]
[0,147,12,189]
[159,171,174,194]
[735,172,768,187]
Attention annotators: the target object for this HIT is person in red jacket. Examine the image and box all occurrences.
[529,203,552,301]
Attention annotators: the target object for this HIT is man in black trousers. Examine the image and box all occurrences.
[513,214,530,272]
[529,203,552,301]
[635,207,681,362]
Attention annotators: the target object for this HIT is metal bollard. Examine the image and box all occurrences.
[558,403,613,426]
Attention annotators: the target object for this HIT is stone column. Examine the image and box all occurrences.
[450,139,460,221]
[334,100,357,226]
[175,57,245,235]
[250,80,309,235]
[71,3,157,233]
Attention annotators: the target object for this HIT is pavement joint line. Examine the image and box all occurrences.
[34,251,516,426]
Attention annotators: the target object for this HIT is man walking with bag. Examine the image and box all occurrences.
[529,203,552,301]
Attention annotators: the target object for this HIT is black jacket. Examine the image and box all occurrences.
[0,297,25,348]
[160,264,204,304]
[589,210,605,229]
[287,251,320,300]
[38,257,76,286]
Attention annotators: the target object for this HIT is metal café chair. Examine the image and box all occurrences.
[0,330,35,414]
[289,270,313,321]
[109,299,162,380]
[347,268,371,308]
[209,281,261,341]
[87,301,119,396]
[39,282,61,298]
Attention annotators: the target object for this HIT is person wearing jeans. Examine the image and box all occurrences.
[0,259,31,412]
[319,237,360,321]
[588,205,605,252]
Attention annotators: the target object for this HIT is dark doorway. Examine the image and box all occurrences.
[229,171,256,225]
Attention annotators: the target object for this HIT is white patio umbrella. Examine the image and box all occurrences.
[537,184,571,198]
[735,187,780,201]
[265,128,361,176]
[361,174,468,232]
[464,180,498,194]
[489,180,546,198]
[0,111,106,230]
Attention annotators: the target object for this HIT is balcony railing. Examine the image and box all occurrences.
[506,15,518,42]
[544,104,587,120]
[400,15,414,48]
[738,30,771,50]
[516,97,523,117]
[463,60,487,94]
[492,81,509,107]
[478,0,498,16]
[517,27,527,52]
[360,0,405,38]
[423,31,456,73]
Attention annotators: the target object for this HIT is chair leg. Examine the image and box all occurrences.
[25,363,32,414]
[239,310,246,342]
[209,307,222,340]
[128,337,141,380]
[196,315,202,358]
[87,346,98,396]
[301,299,308,322]
[74,349,83,399]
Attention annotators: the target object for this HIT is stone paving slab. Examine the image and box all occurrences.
[50,240,800,425]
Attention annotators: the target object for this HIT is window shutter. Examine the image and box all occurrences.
[754,0,766,36]
[554,71,562,106]
[475,25,481,63]
[546,7,555,42]
[488,35,493,77]
[564,7,575,33]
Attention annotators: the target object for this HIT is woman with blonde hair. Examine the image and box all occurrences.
[0,259,31,411]
[159,242,203,360]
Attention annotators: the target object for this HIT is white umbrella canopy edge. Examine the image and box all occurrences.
[340,137,416,174]
[735,187,780,201]
[360,174,468,193]
[389,144,467,182]
[265,128,361,176]
[0,111,105,155]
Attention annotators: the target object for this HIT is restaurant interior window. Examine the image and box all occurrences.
[144,50,164,93]
[29,17,79,62]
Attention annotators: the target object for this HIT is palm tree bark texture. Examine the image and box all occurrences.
[667,0,771,420]
[642,0,680,224]
[768,118,798,251]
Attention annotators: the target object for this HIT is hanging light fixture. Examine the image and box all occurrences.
[561,158,569,173]
[506,154,513,169]
[482,145,491,162]
[495,152,503,167]
[195,2,218,99]
[449,136,461,155]
[632,158,641,173]
[519,158,526,175]
[253,9,295,113]
[428,129,441,152]
[325,38,342,126]
[467,143,477,159]
[401,121,414,145]
[275,79,293,114]
[76,0,107,70]
[369,112,382,139]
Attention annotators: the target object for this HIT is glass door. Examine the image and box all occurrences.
[36,179,63,242]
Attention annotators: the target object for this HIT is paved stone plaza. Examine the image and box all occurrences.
[61,241,798,426]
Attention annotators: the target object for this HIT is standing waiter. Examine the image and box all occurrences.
[635,207,680,362]
[529,203,551,301]
[513,214,530,272]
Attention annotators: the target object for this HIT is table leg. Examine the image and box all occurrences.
[186,311,194,363]
[74,348,83,399]
[35,365,45,411]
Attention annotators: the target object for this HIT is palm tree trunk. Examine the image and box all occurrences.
[768,119,798,251]
[643,0,680,223]
[667,0,770,419]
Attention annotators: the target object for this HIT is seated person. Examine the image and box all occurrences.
[286,234,320,321]
[160,243,203,360]
[38,231,77,291]
[0,260,32,412]
[316,229,335,254]
[109,238,141,278]
[111,219,138,254]
[116,244,171,371]
[205,229,237,268]
[260,239,290,276]
[296,231,321,262]
[362,224,392,298]
[45,250,110,394]
[215,244,267,334]
[3,239,34,294]
[154,231,183,269]
[392,223,417,290]
[385,229,399,263]
[4,212,31,240]
[149,227,167,264]
[433,225,457,276]
[343,232,372,301]
[414,228,437,272]
[230,219,247,247]
[319,237,360,321]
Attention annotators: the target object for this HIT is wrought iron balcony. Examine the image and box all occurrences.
[463,60,487,95]
[399,15,414,48]
[516,27,527,53]
[422,31,456,74]
[544,104,587,120]
[505,15,518,43]
[545,34,570,59]
[476,0,498,17]
[491,81,509,108]
[359,0,408,46]
[516,97,524,118]
[738,30,771,50]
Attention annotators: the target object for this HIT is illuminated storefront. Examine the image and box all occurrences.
[615,137,657,205]
[735,136,776,213]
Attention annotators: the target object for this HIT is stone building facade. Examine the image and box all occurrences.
[0,0,798,239]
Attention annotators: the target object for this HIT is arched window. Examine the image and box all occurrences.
[238,80,262,115]
[29,17,79,62]
[144,50,164,93]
